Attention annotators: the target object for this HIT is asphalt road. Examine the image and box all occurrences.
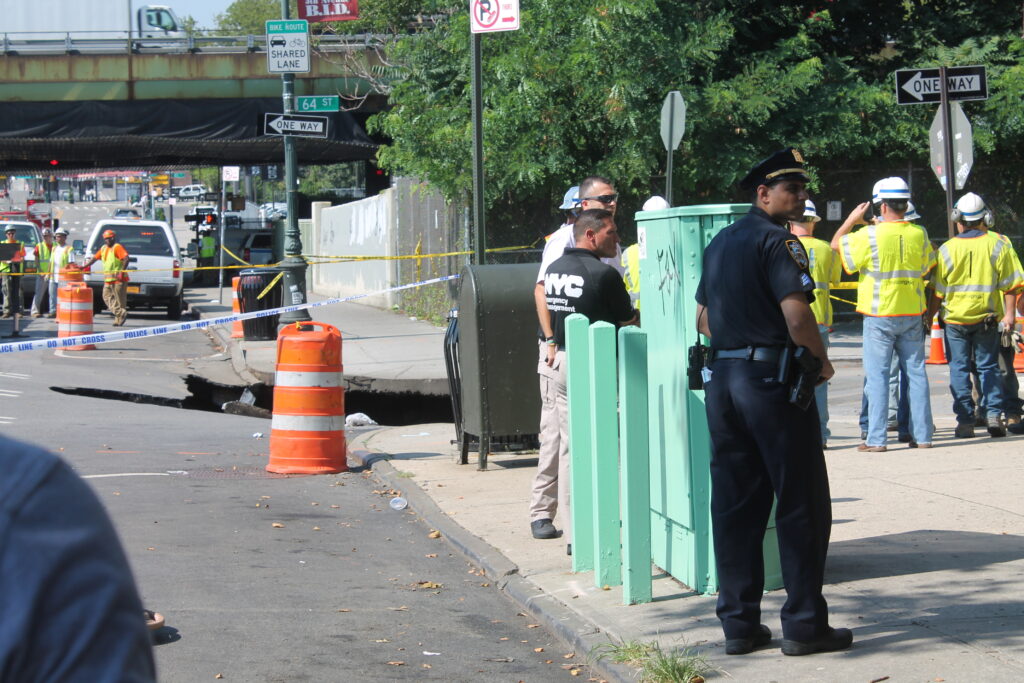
[1,302,595,681]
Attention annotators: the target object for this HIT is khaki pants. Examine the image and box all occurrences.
[530,342,570,539]
[103,281,127,321]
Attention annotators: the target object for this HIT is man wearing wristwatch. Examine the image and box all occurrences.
[529,208,637,548]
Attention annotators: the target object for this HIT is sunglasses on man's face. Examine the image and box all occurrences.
[582,194,618,205]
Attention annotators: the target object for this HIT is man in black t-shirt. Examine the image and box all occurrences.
[695,148,850,657]
[530,209,636,546]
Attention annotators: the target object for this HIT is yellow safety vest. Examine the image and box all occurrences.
[935,230,1023,325]
[839,221,936,317]
[200,235,216,258]
[36,241,53,275]
[621,243,641,309]
[798,235,841,326]
[0,240,24,274]
[98,245,127,283]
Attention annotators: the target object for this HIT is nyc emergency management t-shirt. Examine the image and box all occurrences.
[696,207,815,350]
[543,248,635,346]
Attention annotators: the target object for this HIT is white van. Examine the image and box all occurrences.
[177,184,209,200]
[82,219,185,319]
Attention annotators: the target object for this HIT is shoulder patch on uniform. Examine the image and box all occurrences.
[785,240,809,269]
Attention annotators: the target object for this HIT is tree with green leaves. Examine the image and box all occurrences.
[216,0,291,35]
[367,0,1024,245]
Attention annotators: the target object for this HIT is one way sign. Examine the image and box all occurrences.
[263,113,329,138]
[895,65,988,105]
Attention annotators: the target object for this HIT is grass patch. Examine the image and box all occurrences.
[592,639,710,683]
[394,471,415,479]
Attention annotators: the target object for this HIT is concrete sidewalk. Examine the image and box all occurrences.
[195,290,1024,682]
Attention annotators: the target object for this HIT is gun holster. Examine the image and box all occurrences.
[777,345,822,411]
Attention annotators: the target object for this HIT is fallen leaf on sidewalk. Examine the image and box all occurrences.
[563,652,575,658]
[869,678,889,683]
[336,608,350,612]
[374,639,389,643]
[388,605,409,611]
[312,526,321,531]
[271,522,285,528]
[526,624,540,629]
[214,675,223,680]
[330,505,340,509]
[484,657,514,663]
[386,661,404,666]
[427,530,441,539]
[534,647,544,653]
[417,581,442,589]
[425,554,437,558]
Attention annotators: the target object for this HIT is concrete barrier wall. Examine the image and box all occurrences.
[312,188,396,308]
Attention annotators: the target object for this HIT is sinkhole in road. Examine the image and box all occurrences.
[50,375,455,426]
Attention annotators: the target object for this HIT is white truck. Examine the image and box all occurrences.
[1,2,186,41]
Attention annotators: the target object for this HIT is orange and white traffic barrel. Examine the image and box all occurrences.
[57,282,95,351]
[925,320,947,365]
[231,276,243,339]
[60,265,85,283]
[267,322,347,474]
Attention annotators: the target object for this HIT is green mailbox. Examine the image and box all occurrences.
[456,264,542,469]
[636,203,783,594]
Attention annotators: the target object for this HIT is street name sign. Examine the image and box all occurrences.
[297,95,340,112]
[470,0,520,33]
[263,113,329,138]
[895,65,988,104]
[929,101,972,191]
[266,20,310,73]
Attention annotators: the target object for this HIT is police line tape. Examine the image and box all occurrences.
[0,274,461,355]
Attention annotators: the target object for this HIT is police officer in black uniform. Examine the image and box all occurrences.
[694,148,852,657]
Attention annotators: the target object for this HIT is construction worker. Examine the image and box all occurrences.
[790,200,841,448]
[30,228,55,317]
[832,177,936,451]
[82,229,130,327]
[199,228,217,285]
[623,195,670,309]
[935,193,1023,438]
[0,226,26,319]
[48,227,75,318]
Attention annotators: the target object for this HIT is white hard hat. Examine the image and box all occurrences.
[904,201,920,221]
[558,186,580,210]
[954,192,986,222]
[642,195,670,211]
[872,177,911,203]
[802,199,820,222]
[55,227,69,235]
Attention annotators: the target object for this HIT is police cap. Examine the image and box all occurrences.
[739,147,810,192]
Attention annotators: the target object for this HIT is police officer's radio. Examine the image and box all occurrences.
[687,341,708,391]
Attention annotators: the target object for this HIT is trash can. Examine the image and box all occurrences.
[238,267,284,341]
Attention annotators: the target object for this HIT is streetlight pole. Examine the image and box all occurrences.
[277,0,311,323]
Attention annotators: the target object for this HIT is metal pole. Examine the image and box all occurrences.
[278,0,311,323]
[218,176,226,302]
[470,32,486,265]
[665,98,675,207]
[939,66,955,238]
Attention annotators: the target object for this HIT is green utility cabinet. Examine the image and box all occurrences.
[636,204,782,594]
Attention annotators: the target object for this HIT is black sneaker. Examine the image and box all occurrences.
[781,627,853,656]
[530,519,558,539]
[955,423,975,438]
[988,419,1007,438]
[726,624,772,655]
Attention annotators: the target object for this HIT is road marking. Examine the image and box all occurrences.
[0,371,30,379]
[0,416,15,424]
[97,450,141,454]
[54,349,196,362]
[0,389,22,397]
[82,472,171,479]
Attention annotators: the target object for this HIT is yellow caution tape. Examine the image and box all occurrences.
[257,271,284,300]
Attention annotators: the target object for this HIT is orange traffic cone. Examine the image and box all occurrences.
[1013,318,1024,373]
[926,320,947,365]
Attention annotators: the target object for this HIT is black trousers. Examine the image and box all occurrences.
[704,358,833,642]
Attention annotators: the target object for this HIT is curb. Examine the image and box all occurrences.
[192,302,263,386]
[349,446,638,683]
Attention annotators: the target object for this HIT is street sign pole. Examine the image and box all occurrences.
[939,66,955,238]
[277,0,310,323]
[470,32,485,265]
[659,91,686,207]
[665,126,673,207]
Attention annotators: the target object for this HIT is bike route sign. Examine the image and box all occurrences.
[266,20,310,73]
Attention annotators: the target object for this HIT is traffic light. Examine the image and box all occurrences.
[365,160,391,196]
[49,160,59,167]
[203,213,218,226]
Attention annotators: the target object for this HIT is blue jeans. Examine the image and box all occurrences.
[946,322,1002,424]
[859,355,910,438]
[815,325,830,444]
[863,316,932,446]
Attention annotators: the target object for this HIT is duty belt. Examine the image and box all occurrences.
[711,346,784,363]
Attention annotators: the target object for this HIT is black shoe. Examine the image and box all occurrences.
[530,519,558,539]
[955,423,975,438]
[781,627,853,656]
[988,420,1007,438]
[726,624,772,655]
[898,433,912,443]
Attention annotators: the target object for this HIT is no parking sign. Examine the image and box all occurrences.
[470,0,520,33]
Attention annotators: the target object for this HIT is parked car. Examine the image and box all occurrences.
[0,220,41,307]
[81,219,184,319]
[112,207,141,218]
[178,184,209,200]
[241,232,275,265]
